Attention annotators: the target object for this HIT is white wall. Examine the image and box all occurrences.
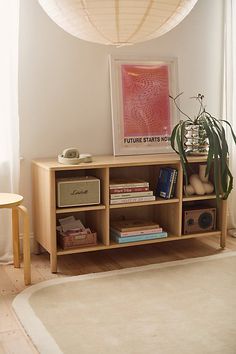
[19,0,224,231]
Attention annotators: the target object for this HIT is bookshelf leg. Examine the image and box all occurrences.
[220,232,226,249]
[50,253,57,273]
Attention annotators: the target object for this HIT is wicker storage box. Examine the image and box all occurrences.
[58,231,97,249]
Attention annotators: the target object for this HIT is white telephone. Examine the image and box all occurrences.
[58,148,92,165]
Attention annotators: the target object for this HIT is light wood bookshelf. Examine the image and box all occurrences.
[32,154,227,273]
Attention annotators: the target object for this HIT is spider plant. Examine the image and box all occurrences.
[170,93,236,200]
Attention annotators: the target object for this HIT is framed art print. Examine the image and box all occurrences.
[109,55,179,156]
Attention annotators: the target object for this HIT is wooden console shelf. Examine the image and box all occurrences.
[32,154,227,273]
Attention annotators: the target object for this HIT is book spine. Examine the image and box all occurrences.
[110,196,156,204]
[110,227,163,237]
[111,232,168,243]
[168,170,178,199]
[167,170,175,199]
[109,182,149,189]
[109,186,149,194]
[110,191,153,199]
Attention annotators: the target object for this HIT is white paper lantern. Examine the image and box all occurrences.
[38,0,198,46]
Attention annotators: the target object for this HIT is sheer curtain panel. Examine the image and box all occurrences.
[0,1,20,262]
[223,0,236,234]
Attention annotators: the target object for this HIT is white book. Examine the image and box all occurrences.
[110,196,156,204]
[109,178,149,189]
[110,191,153,199]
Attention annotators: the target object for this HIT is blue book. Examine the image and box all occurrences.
[156,167,177,199]
[111,231,168,244]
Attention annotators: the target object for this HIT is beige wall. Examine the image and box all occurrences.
[19,0,224,233]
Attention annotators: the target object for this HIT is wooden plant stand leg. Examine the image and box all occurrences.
[18,205,31,285]
[12,207,20,268]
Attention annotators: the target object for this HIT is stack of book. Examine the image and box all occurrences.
[110,219,168,244]
[109,178,155,204]
[156,167,178,199]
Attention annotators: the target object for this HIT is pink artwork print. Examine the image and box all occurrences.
[121,64,171,137]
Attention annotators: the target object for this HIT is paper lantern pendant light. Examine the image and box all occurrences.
[38,0,198,46]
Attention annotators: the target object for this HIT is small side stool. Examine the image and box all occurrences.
[0,193,31,285]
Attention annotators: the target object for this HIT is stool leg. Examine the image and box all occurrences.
[18,205,31,285]
[12,207,20,268]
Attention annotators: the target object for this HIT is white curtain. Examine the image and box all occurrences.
[0,1,20,262]
[223,0,236,234]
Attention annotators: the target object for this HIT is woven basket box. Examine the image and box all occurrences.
[58,231,97,249]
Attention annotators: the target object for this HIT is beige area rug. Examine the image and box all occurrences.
[13,252,236,354]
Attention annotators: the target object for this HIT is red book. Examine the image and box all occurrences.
[110,186,149,194]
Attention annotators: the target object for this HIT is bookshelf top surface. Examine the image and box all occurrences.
[32,154,208,171]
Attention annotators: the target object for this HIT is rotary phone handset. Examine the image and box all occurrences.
[62,148,80,159]
[58,148,92,165]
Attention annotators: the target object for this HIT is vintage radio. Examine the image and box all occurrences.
[57,176,100,207]
[183,206,216,234]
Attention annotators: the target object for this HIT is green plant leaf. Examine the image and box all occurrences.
[170,123,180,153]
[210,117,233,198]
[200,117,213,177]
[220,119,236,144]
[176,124,188,187]
[211,134,220,200]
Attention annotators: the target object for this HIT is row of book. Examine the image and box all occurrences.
[110,219,167,244]
[109,178,155,204]
[109,167,178,204]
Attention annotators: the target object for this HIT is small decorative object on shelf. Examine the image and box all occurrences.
[58,147,92,165]
[109,178,155,204]
[185,164,214,196]
[110,219,167,244]
[57,216,97,249]
[170,93,236,200]
[156,167,178,199]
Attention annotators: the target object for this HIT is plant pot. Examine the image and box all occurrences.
[184,122,209,155]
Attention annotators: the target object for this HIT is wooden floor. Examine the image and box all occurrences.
[1,235,236,354]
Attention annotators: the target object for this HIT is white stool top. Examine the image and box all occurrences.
[0,193,24,208]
